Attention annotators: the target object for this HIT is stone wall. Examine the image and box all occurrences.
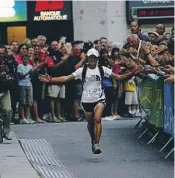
[73,1,127,47]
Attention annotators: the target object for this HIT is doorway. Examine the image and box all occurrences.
[7,26,26,44]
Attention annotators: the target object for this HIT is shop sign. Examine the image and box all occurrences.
[126,0,174,23]
[32,0,71,21]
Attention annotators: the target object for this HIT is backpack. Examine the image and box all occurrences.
[81,64,104,90]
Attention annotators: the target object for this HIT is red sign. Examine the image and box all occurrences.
[35,0,64,12]
[138,7,174,18]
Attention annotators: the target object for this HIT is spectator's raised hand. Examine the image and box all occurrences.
[59,36,66,44]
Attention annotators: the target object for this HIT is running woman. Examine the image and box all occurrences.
[39,48,140,154]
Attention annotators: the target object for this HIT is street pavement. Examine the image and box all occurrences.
[12,119,174,178]
[0,131,40,178]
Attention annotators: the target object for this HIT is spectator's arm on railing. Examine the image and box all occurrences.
[112,71,133,80]
[141,43,160,67]
[144,52,160,67]
[164,65,175,74]
[111,66,141,80]
[164,75,174,83]
[119,49,130,56]
[137,57,146,65]
[155,44,168,54]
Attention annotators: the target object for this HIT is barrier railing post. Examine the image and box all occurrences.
[159,137,174,152]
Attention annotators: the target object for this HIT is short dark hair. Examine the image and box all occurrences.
[111,47,119,56]
[94,40,100,44]
[83,42,93,53]
[130,20,141,27]
[100,37,107,41]
[0,45,7,53]
[0,44,6,49]
[100,48,108,56]
[22,54,30,60]
[17,43,29,54]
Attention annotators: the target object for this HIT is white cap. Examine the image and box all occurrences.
[148,31,159,37]
[87,48,99,57]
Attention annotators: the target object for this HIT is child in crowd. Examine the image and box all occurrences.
[17,54,35,124]
[124,76,139,117]
[111,48,122,119]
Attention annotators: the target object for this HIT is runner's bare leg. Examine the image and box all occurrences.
[94,103,105,144]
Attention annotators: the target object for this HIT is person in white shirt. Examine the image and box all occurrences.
[17,54,34,124]
[39,48,140,154]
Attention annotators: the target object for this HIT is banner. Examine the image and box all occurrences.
[0,0,27,22]
[137,76,164,128]
[163,84,174,136]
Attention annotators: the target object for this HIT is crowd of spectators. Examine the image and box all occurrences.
[0,21,174,131]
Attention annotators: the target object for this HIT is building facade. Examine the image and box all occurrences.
[73,0,174,46]
[0,0,174,45]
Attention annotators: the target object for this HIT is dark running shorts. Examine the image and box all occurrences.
[81,99,106,113]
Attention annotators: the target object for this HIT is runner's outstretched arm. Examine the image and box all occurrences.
[112,65,142,80]
[39,74,75,83]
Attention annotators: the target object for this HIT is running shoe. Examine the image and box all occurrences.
[93,144,102,154]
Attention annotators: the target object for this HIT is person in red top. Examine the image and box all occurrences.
[15,44,29,65]
[31,44,62,123]
[46,42,66,122]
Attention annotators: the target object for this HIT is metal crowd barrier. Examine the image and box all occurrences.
[133,76,174,159]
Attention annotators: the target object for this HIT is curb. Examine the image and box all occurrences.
[0,131,40,178]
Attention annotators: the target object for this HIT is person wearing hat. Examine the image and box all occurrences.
[148,31,160,45]
[39,48,140,154]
